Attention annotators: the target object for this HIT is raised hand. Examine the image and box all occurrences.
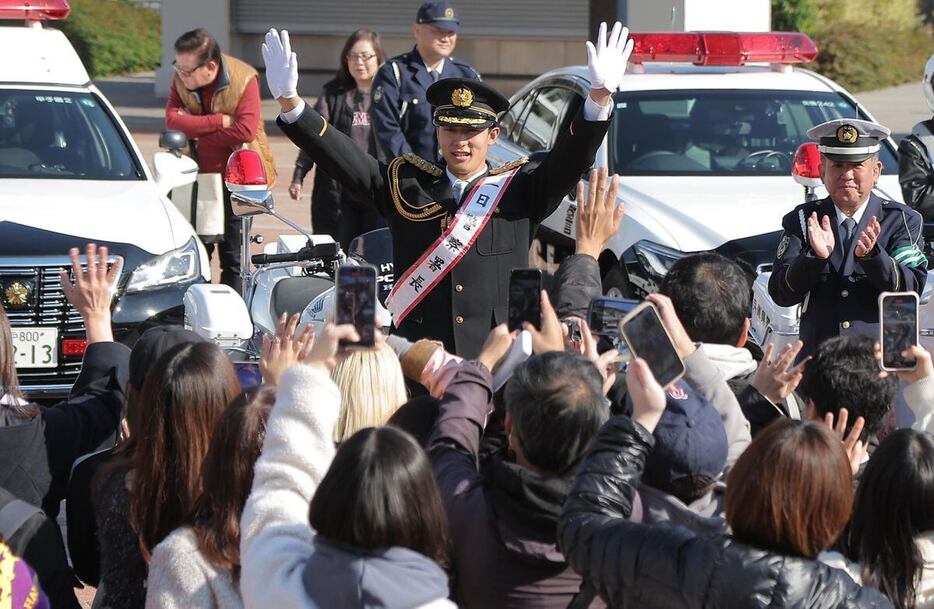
[823,407,868,476]
[262,28,299,102]
[60,244,121,344]
[807,212,835,259]
[854,216,880,258]
[576,167,624,259]
[585,21,635,96]
[523,290,565,354]
[644,293,695,358]
[752,340,809,404]
[894,344,934,385]
[627,357,667,433]
[304,323,360,373]
[259,313,315,384]
[477,324,517,374]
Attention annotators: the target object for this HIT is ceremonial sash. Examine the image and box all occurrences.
[387,168,519,323]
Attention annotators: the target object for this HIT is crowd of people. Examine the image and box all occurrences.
[7,2,934,608]
[1,165,934,609]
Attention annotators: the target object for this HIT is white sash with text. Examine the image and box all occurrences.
[386,168,519,324]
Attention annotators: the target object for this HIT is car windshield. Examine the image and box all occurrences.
[611,89,898,176]
[0,89,143,179]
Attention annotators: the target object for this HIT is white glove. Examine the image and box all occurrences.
[262,28,299,100]
[585,21,634,93]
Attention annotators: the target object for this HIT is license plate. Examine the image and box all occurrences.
[11,327,58,369]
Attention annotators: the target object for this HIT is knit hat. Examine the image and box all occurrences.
[129,326,205,389]
[0,541,50,609]
[642,382,728,494]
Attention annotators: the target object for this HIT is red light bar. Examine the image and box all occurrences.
[792,142,823,188]
[224,149,268,192]
[629,32,818,66]
[0,0,71,20]
[62,338,87,356]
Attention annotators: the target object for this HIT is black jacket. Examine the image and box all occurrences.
[279,103,610,358]
[898,120,934,221]
[0,342,129,516]
[558,415,893,609]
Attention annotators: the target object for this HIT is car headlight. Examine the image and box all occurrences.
[632,240,686,278]
[126,237,201,292]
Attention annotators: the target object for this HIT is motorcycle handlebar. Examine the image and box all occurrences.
[250,242,340,266]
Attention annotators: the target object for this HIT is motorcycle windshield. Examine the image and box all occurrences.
[348,228,394,304]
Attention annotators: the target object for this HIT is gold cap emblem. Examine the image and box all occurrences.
[836,124,859,145]
[451,87,473,108]
[444,7,454,17]
[4,281,31,308]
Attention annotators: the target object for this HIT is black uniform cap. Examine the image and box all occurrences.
[416,1,460,32]
[427,78,509,130]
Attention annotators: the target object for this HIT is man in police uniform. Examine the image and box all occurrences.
[769,118,927,359]
[262,24,632,357]
[370,1,481,162]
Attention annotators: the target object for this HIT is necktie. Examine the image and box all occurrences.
[430,69,440,82]
[452,180,466,202]
[842,217,856,251]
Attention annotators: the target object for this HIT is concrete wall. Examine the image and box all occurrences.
[155,0,230,97]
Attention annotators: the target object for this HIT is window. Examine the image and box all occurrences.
[515,86,578,153]
[0,90,143,180]
[610,90,898,176]
[500,90,535,141]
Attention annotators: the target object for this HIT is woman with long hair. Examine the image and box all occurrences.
[288,29,388,250]
[558,359,891,609]
[331,342,407,442]
[844,429,934,609]
[94,341,240,609]
[145,385,276,609]
[240,324,454,609]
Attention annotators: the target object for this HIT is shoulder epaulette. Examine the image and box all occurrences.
[489,157,529,175]
[401,152,443,177]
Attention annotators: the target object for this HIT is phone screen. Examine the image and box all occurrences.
[508,269,542,331]
[881,293,918,369]
[336,266,377,347]
[620,304,685,388]
[588,297,640,336]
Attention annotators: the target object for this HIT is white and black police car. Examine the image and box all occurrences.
[0,0,209,397]
[489,32,903,298]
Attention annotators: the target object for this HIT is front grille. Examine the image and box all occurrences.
[1,258,120,394]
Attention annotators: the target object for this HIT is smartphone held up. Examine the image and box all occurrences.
[508,268,542,332]
[617,302,685,389]
[336,265,377,348]
[879,291,919,371]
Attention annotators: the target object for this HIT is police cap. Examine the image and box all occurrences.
[807,118,891,163]
[428,78,509,130]
[416,1,460,32]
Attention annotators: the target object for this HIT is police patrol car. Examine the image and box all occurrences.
[488,32,904,301]
[0,0,209,397]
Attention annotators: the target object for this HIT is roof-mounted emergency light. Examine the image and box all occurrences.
[0,0,71,21]
[628,32,818,66]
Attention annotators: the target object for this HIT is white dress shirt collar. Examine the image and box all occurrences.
[423,58,445,77]
[835,199,869,227]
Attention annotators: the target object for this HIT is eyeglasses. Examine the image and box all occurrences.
[172,59,207,78]
[347,52,377,64]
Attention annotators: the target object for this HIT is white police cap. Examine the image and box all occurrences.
[807,118,891,162]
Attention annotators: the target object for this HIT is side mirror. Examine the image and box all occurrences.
[225,149,272,216]
[159,130,188,156]
[153,151,198,195]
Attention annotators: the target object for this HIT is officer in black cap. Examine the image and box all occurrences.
[263,23,633,357]
[370,1,481,163]
[769,118,927,359]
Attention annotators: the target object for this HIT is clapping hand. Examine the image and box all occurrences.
[807,212,835,259]
[60,244,121,344]
[627,357,667,433]
[259,313,314,384]
[854,216,880,258]
[752,340,809,405]
[586,21,634,101]
[576,167,624,259]
[262,29,299,103]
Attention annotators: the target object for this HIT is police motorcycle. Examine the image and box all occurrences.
[749,142,934,353]
[182,149,394,381]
